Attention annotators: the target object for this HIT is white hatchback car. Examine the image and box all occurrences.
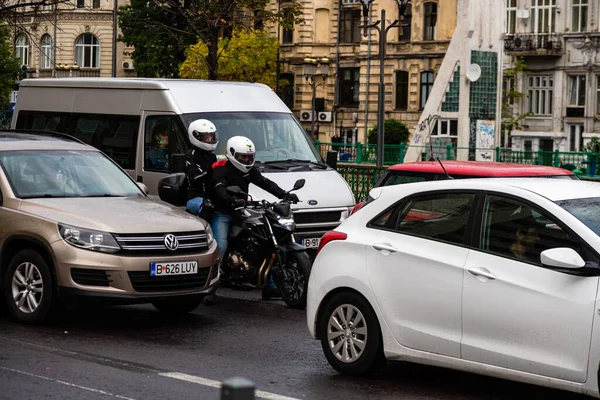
[307,178,600,398]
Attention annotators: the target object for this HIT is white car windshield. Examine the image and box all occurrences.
[181,112,322,164]
[557,197,600,235]
[0,150,144,199]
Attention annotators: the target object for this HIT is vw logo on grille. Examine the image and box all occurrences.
[164,234,179,251]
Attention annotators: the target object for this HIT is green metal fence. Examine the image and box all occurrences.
[336,164,387,203]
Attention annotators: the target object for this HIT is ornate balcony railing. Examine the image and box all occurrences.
[504,34,563,56]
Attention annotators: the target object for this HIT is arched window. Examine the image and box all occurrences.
[424,2,437,40]
[420,71,434,109]
[75,34,100,68]
[15,34,29,66]
[40,34,53,69]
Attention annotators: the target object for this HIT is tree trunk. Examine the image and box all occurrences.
[206,32,219,80]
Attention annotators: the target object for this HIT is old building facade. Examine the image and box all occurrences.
[504,0,600,154]
[10,0,134,81]
[267,0,457,144]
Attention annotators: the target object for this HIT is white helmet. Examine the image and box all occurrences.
[188,119,218,151]
[226,136,255,172]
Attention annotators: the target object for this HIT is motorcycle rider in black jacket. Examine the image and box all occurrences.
[184,119,218,217]
[212,136,299,300]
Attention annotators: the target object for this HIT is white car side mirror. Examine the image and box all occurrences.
[136,182,149,195]
[540,247,585,269]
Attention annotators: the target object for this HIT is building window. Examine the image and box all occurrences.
[15,34,29,66]
[395,70,409,110]
[569,124,584,151]
[340,9,361,43]
[568,75,586,107]
[253,10,264,30]
[75,34,100,68]
[93,0,100,8]
[280,73,294,109]
[596,76,600,115]
[420,71,434,109]
[400,2,412,41]
[339,67,360,106]
[505,0,517,34]
[77,0,84,8]
[282,8,294,44]
[503,75,516,105]
[423,2,437,41]
[531,0,556,34]
[528,76,553,115]
[40,35,53,69]
[572,0,588,33]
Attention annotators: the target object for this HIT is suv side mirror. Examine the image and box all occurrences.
[170,154,186,174]
[326,150,337,169]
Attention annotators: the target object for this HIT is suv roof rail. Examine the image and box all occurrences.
[0,129,85,145]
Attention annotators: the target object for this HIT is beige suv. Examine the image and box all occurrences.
[0,130,219,324]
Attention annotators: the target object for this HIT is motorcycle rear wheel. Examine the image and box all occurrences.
[274,251,311,309]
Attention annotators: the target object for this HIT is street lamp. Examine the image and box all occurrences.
[359,0,409,167]
[303,56,330,141]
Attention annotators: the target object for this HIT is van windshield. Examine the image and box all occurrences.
[181,112,322,164]
[0,150,143,199]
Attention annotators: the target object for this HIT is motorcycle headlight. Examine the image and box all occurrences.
[277,216,296,231]
[205,224,215,247]
[58,224,120,253]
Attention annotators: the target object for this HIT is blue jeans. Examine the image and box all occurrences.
[210,212,232,261]
[210,211,275,289]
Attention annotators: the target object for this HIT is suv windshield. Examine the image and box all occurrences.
[0,150,143,199]
[181,112,321,163]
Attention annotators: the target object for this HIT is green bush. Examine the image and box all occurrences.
[367,119,410,145]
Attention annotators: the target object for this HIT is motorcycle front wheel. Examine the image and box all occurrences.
[274,251,311,309]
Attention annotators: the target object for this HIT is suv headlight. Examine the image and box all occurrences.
[277,216,296,231]
[205,224,215,247]
[59,224,120,253]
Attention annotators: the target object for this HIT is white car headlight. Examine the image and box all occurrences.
[205,224,215,246]
[59,224,120,253]
[277,216,296,231]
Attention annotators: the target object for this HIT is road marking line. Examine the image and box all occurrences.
[159,372,300,400]
[0,366,136,400]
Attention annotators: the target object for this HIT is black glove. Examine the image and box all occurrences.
[232,198,247,208]
[284,193,300,204]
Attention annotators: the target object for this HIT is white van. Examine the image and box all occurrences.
[11,78,356,251]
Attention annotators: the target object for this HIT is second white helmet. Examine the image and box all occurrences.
[226,136,256,172]
[188,119,218,151]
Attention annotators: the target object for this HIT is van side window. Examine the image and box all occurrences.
[67,113,140,170]
[144,116,188,172]
[16,111,70,133]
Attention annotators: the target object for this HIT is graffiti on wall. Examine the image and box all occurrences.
[412,114,439,145]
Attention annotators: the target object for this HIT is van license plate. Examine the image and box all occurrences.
[150,261,198,276]
[302,238,321,248]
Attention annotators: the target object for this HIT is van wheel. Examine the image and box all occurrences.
[152,294,204,314]
[3,250,55,325]
[318,291,387,376]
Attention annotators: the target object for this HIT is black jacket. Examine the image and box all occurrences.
[185,148,217,200]
[213,161,287,214]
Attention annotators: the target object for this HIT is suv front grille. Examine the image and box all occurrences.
[128,268,211,292]
[294,211,342,224]
[71,268,111,287]
[114,231,208,256]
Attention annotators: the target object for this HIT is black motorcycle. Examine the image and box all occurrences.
[158,173,311,309]
[220,179,311,309]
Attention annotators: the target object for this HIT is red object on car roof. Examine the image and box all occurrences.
[388,161,575,177]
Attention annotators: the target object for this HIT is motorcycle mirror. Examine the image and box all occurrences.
[226,186,243,195]
[293,179,306,191]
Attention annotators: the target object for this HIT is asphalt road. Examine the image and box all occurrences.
[0,289,591,400]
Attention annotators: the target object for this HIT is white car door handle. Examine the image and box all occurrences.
[467,267,496,280]
[372,243,398,253]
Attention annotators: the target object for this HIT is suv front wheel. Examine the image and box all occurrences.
[3,249,55,324]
